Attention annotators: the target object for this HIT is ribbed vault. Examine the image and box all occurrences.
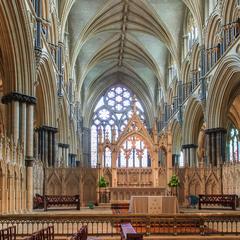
[58,0,203,122]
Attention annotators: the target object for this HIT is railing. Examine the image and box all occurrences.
[0,213,240,237]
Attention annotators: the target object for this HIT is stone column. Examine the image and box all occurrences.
[37,126,57,167]
[205,128,227,166]
[1,172,6,213]
[44,128,48,166]
[65,146,69,167]
[5,174,9,213]
[9,173,14,213]
[182,144,198,167]
[111,149,117,187]
[48,131,52,167]
[12,101,20,144]
[52,131,56,167]
[14,176,19,212]
[34,129,38,160]
[26,103,35,212]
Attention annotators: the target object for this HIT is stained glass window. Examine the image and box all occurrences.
[91,85,146,167]
[227,124,240,162]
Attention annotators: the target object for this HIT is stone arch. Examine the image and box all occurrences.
[206,56,240,128]
[36,55,58,127]
[83,73,154,128]
[190,43,201,71]
[205,12,222,49]
[182,97,204,144]
[0,1,34,94]
[222,0,240,24]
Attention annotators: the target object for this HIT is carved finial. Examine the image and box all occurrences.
[131,95,137,113]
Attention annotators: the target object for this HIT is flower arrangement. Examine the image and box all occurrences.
[98,176,108,188]
[168,174,180,187]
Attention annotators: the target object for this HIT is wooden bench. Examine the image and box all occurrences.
[120,223,143,240]
[44,195,80,211]
[0,226,16,240]
[24,226,54,240]
[198,194,238,210]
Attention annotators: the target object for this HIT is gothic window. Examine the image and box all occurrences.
[227,124,240,162]
[91,85,146,167]
[184,11,198,56]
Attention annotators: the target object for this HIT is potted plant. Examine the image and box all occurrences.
[98,176,108,188]
[98,176,109,203]
[88,201,94,209]
[168,174,180,196]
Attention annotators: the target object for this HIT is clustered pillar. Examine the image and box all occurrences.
[1,92,36,212]
[182,144,198,167]
[35,126,57,167]
[205,128,227,166]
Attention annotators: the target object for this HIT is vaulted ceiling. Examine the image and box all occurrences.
[60,0,203,117]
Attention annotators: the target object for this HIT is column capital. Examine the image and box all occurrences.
[36,125,58,133]
[1,92,36,105]
[58,143,69,148]
[182,144,198,149]
[70,153,77,157]
[58,41,64,47]
[205,128,227,134]
[25,156,35,167]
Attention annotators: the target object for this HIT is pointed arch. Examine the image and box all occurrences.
[36,53,58,127]
[206,55,240,128]
[182,97,204,144]
[0,1,35,94]
[205,12,222,49]
[221,0,239,24]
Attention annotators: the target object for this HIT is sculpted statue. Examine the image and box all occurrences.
[197,123,206,163]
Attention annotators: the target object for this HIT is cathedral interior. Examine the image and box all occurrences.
[1,0,240,239]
